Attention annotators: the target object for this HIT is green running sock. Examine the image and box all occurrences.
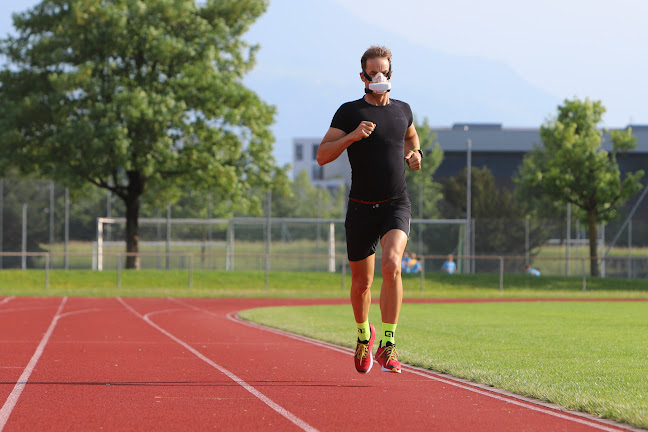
[382,322,397,345]
[356,320,371,342]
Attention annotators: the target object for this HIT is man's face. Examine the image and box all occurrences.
[362,57,391,84]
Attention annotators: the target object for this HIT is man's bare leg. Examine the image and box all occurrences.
[349,254,375,323]
[379,229,408,324]
[350,254,377,373]
[372,229,408,373]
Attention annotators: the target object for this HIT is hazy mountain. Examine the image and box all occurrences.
[245,0,560,165]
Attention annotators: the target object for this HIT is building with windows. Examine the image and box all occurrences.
[293,138,350,195]
[293,123,648,192]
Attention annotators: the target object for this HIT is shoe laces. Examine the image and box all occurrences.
[355,341,369,360]
[381,344,398,362]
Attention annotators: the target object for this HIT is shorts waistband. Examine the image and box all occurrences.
[348,197,391,205]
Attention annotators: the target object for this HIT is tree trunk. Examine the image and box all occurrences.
[587,209,599,277]
[124,171,145,270]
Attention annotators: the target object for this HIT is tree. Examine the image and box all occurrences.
[0,0,281,269]
[0,170,50,268]
[404,118,445,255]
[271,169,335,219]
[442,166,548,270]
[515,98,644,276]
[406,118,444,220]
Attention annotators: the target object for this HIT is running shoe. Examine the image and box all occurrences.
[375,341,401,373]
[354,323,375,374]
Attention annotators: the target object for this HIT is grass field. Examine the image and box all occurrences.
[2,269,648,298]
[239,301,648,429]
[1,269,647,428]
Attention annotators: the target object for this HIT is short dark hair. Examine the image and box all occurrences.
[361,45,392,72]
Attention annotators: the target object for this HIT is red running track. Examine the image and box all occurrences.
[0,296,641,432]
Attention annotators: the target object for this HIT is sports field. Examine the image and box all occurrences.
[1,271,647,431]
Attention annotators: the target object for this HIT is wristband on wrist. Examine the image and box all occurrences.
[408,147,423,158]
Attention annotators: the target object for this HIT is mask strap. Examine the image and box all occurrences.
[363,63,392,81]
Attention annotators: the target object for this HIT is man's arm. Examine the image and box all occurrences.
[317,121,375,166]
[404,123,421,171]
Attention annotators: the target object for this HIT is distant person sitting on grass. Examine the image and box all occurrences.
[406,253,422,274]
[441,254,456,274]
[401,250,411,272]
[525,265,541,276]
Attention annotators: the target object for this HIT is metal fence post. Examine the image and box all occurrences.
[628,219,632,279]
[64,188,70,270]
[45,253,50,291]
[0,178,3,270]
[188,254,193,290]
[265,191,271,290]
[420,256,425,292]
[22,203,27,270]
[117,253,122,290]
[499,256,504,292]
[328,223,335,273]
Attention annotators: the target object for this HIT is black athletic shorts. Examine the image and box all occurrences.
[344,195,411,262]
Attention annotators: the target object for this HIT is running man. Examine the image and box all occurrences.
[317,45,422,374]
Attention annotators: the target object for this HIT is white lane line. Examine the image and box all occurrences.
[117,297,319,432]
[0,297,67,432]
[0,297,15,307]
[58,308,101,319]
[228,311,634,432]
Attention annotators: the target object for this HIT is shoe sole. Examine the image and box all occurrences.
[380,365,401,373]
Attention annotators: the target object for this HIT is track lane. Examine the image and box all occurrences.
[0,297,642,431]
[160,297,637,432]
[2,297,319,431]
[0,297,64,411]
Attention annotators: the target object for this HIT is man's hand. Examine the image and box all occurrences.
[350,121,375,142]
[405,150,421,171]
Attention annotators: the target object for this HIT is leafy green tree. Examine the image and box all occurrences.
[406,118,444,220]
[0,0,280,268]
[273,169,344,219]
[0,170,49,268]
[56,185,109,242]
[515,98,644,276]
[442,166,548,270]
[404,118,445,255]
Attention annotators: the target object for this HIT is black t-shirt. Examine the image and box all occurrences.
[330,98,413,202]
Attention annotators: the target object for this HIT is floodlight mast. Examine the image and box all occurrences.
[465,125,472,274]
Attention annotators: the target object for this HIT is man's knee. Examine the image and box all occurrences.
[382,258,402,279]
[351,275,373,292]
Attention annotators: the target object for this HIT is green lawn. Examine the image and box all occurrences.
[2,269,648,298]
[239,301,648,429]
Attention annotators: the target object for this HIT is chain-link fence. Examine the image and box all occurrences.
[2,177,647,279]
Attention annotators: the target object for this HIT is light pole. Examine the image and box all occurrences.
[465,126,472,274]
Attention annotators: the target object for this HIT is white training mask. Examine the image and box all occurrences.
[368,72,391,94]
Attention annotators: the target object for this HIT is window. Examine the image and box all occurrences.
[295,144,303,161]
[312,144,319,161]
[312,165,324,180]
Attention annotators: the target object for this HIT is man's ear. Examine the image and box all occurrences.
[359,72,369,83]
